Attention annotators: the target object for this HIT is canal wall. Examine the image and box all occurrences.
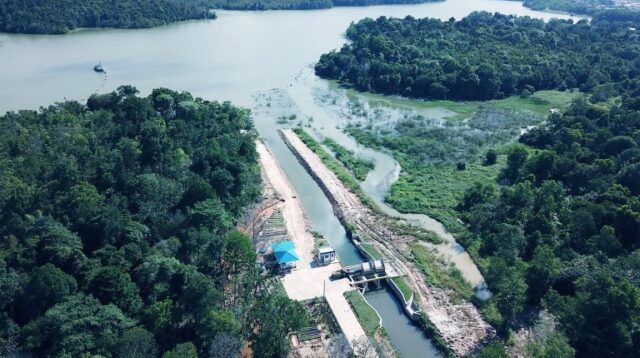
[386,278,422,321]
[355,241,375,260]
[279,129,352,234]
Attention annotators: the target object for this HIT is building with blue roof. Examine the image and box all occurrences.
[272,240,299,272]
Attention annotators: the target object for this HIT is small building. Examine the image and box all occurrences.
[272,240,299,272]
[316,246,336,265]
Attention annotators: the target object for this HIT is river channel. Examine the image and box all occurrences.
[0,1,580,356]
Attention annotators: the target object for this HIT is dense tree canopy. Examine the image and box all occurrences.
[0,0,216,34]
[209,0,333,10]
[0,87,304,356]
[521,0,632,15]
[315,12,640,100]
[458,98,640,357]
[207,0,439,10]
[0,0,443,31]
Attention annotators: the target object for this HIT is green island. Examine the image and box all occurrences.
[390,276,413,302]
[292,127,367,196]
[521,0,640,15]
[0,87,309,357]
[317,11,640,357]
[208,0,441,11]
[0,0,216,34]
[360,243,383,259]
[316,12,639,101]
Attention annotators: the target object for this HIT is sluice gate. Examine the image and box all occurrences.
[337,259,394,293]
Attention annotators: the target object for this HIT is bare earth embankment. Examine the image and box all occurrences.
[280,129,493,356]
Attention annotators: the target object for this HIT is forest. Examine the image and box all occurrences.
[0,0,443,31]
[207,0,439,10]
[0,0,216,34]
[0,87,307,357]
[208,0,332,10]
[459,96,640,357]
[522,0,613,14]
[315,12,640,101]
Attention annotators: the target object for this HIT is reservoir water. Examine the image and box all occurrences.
[0,1,581,357]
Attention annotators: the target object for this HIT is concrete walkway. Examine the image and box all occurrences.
[282,263,366,345]
[256,140,366,346]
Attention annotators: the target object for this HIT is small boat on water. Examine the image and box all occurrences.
[93,62,105,73]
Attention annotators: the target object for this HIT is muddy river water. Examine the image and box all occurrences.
[0,1,581,356]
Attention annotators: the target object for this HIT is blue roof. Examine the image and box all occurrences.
[272,240,294,253]
[274,249,299,264]
[272,240,299,264]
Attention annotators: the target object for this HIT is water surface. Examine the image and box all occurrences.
[367,286,443,358]
[0,0,580,112]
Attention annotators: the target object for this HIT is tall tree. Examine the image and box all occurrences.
[249,293,308,358]
[22,294,135,356]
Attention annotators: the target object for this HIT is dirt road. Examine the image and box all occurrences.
[280,129,493,356]
[256,140,315,264]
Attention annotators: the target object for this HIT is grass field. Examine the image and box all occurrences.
[411,243,474,302]
[345,88,583,120]
[360,243,383,260]
[322,138,374,181]
[344,290,380,336]
[291,128,447,246]
[292,127,366,198]
[391,277,413,303]
[387,156,506,235]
